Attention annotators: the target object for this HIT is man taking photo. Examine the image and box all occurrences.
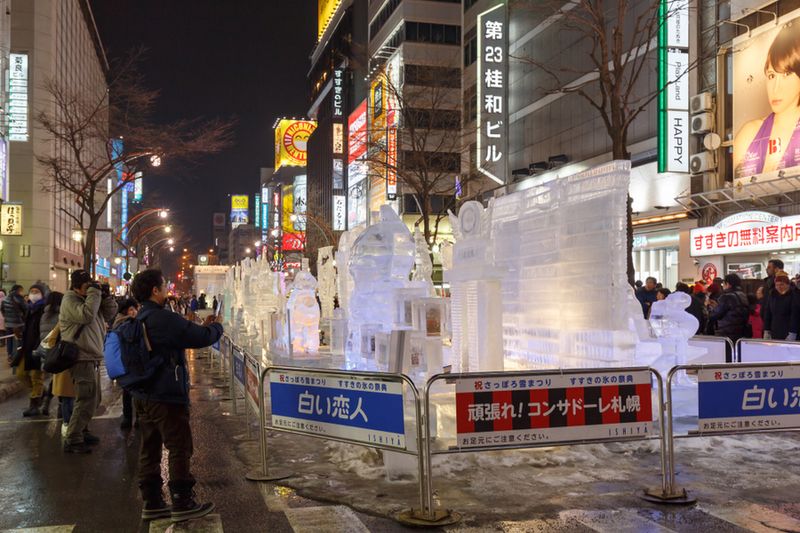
[129,269,223,522]
[59,269,118,454]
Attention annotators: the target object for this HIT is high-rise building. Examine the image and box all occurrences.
[8,0,110,290]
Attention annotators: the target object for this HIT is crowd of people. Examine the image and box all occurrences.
[635,258,799,348]
[0,269,223,523]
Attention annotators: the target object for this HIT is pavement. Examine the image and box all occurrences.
[1,350,800,532]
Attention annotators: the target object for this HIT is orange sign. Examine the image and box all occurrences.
[274,119,317,169]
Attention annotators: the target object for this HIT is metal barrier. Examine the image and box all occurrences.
[736,338,800,363]
[425,367,680,509]
[664,361,800,502]
[688,335,734,364]
[245,363,455,526]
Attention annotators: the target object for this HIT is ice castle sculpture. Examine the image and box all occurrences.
[347,205,415,361]
[317,246,336,320]
[446,201,504,372]
[411,226,434,295]
[287,259,320,354]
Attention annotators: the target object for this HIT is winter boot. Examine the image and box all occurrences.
[140,484,171,521]
[40,394,53,416]
[170,487,214,522]
[22,397,41,417]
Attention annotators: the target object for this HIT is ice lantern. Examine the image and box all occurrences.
[446,201,504,372]
[347,205,415,361]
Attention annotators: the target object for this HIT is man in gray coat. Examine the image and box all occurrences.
[59,269,117,454]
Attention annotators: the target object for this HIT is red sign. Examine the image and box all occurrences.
[702,263,718,285]
[690,211,800,257]
[455,371,653,449]
[386,117,397,200]
[282,232,305,251]
[348,100,368,164]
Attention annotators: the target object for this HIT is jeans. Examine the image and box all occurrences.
[65,361,100,445]
[122,390,133,421]
[134,399,195,492]
[60,397,74,424]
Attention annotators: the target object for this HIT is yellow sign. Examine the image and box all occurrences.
[274,119,317,170]
[370,76,387,144]
[281,184,295,232]
[231,195,249,210]
[318,0,343,39]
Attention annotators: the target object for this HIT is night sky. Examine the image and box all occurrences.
[89,0,317,253]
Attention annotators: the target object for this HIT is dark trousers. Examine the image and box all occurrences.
[122,390,133,420]
[134,398,195,494]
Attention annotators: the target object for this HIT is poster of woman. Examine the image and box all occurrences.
[733,10,800,179]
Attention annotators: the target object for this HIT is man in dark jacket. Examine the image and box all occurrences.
[763,270,800,341]
[636,277,658,318]
[710,273,750,360]
[2,284,27,363]
[130,269,223,522]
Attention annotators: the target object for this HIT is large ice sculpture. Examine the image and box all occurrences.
[484,160,638,369]
[645,292,704,375]
[317,246,336,320]
[347,205,415,362]
[287,259,320,354]
[446,201,504,372]
[335,227,363,316]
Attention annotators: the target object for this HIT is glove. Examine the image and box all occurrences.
[763,330,773,340]
[788,333,798,342]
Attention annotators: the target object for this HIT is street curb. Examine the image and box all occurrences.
[0,377,24,403]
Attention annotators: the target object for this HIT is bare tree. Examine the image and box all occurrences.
[363,63,483,246]
[36,54,233,273]
[512,0,691,284]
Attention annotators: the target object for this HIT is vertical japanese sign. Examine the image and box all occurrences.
[254,194,262,229]
[270,370,407,449]
[0,203,22,236]
[332,67,345,119]
[9,53,29,142]
[245,355,260,411]
[261,186,270,241]
[697,366,800,433]
[477,2,508,185]
[0,139,8,201]
[386,110,398,201]
[455,371,653,449]
[332,195,346,231]
[333,123,345,154]
[658,0,690,173]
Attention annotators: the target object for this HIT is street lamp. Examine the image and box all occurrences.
[164,226,172,233]
[167,238,174,245]
[150,154,162,167]
[245,247,252,254]
[113,257,122,265]
[169,246,175,252]
[254,241,261,247]
[158,209,168,219]
[71,229,84,242]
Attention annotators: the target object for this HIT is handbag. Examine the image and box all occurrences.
[43,324,85,374]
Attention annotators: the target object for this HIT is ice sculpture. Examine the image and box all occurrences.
[645,292,704,375]
[335,227,363,316]
[446,201,504,372]
[482,160,639,369]
[317,246,336,320]
[286,259,320,354]
[411,227,434,295]
[347,205,415,363]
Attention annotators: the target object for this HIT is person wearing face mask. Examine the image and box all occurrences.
[58,270,118,454]
[17,283,49,417]
[129,269,223,522]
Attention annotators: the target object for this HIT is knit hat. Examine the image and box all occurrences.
[775,270,791,284]
[70,269,92,289]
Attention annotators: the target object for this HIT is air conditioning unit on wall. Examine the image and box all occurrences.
[690,151,717,174]
[690,92,714,114]
[691,112,715,134]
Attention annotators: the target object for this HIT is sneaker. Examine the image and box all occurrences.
[141,501,172,520]
[170,501,215,522]
[82,432,100,445]
[63,442,92,454]
[60,423,68,438]
[120,417,132,430]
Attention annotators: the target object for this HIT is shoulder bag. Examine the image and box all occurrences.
[43,324,85,374]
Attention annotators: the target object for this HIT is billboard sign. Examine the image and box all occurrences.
[347,162,368,228]
[270,369,407,449]
[254,194,262,228]
[689,210,800,256]
[231,195,249,228]
[213,212,226,228]
[318,0,343,39]
[332,67,345,118]
[698,365,800,432]
[657,0,690,173]
[348,100,368,164]
[476,3,508,185]
[281,184,294,232]
[0,139,8,201]
[387,117,398,200]
[0,203,22,236]
[455,370,653,449]
[294,175,307,231]
[275,119,317,170]
[8,53,28,142]
[333,194,346,231]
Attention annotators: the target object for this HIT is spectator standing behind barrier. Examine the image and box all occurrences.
[749,286,765,340]
[37,290,63,417]
[709,274,751,358]
[763,270,800,341]
[59,270,118,454]
[2,284,27,364]
[114,298,140,430]
[636,277,658,318]
[17,283,49,417]
[129,269,223,522]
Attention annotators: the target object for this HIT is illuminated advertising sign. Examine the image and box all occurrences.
[9,53,28,142]
[254,194,262,228]
[690,210,800,257]
[261,186,270,238]
[387,109,398,201]
[0,203,22,235]
[0,139,7,201]
[282,232,305,251]
[198,254,209,265]
[333,123,344,154]
[347,162,368,228]
[370,76,387,144]
[274,119,317,170]
[294,175,307,231]
[213,212,226,228]
[318,0,343,39]
[333,67,345,118]
[231,195,249,228]
[476,3,508,185]
[133,172,143,202]
[333,195,346,231]
[733,8,800,180]
[333,158,344,189]
[348,100,368,164]
[282,184,295,232]
[657,0,690,173]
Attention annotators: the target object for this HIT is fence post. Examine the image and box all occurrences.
[230,340,239,415]
[245,366,293,482]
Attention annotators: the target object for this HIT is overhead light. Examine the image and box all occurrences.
[167,238,174,245]
[548,154,568,167]
[632,212,689,226]
[158,209,168,218]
